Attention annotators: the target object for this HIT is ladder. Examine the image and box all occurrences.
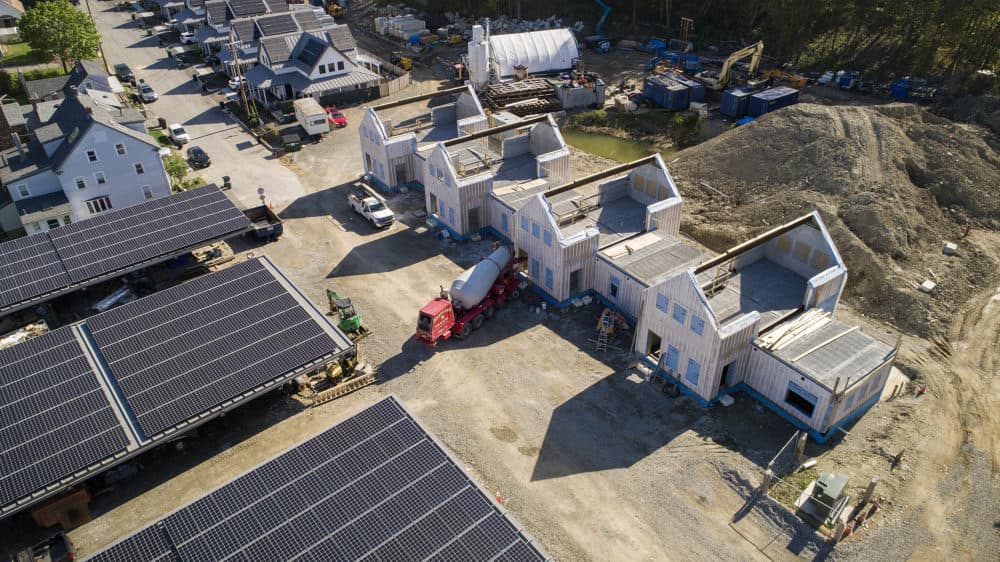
[707,260,735,296]
[595,314,611,352]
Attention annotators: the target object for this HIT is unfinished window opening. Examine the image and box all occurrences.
[394,162,408,185]
[428,192,438,217]
[364,153,373,173]
[785,382,817,418]
[647,331,662,359]
[609,277,620,299]
[468,207,481,231]
[569,269,581,294]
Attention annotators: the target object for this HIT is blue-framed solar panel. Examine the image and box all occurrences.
[84,397,549,562]
[87,258,348,438]
[0,329,130,510]
[0,185,251,317]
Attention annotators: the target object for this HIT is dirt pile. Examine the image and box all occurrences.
[668,102,1000,337]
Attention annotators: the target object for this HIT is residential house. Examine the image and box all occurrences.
[171,0,206,33]
[195,0,288,53]
[244,25,380,107]
[0,0,23,36]
[219,7,336,79]
[358,85,487,192]
[0,91,170,236]
[20,60,124,105]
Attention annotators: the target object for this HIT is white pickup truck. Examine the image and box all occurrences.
[348,190,394,228]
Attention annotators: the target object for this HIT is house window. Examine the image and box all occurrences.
[685,358,701,387]
[448,206,455,225]
[134,162,145,174]
[609,276,620,298]
[337,61,344,71]
[544,267,553,290]
[318,64,326,73]
[16,184,29,197]
[520,216,528,232]
[655,293,668,312]
[75,177,87,190]
[115,143,126,155]
[531,222,539,239]
[672,303,687,325]
[785,382,818,417]
[438,200,445,217]
[142,185,153,199]
[543,229,552,247]
[690,314,705,336]
[86,196,113,214]
[63,215,71,225]
[46,218,60,230]
[530,258,539,280]
[500,213,508,233]
[665,345,679,372]
[95,171,107,185]
[86,149,98,162]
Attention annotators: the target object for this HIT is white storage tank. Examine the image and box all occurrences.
[450,246,511,309]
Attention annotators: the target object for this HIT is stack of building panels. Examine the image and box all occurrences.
[482,79,560,116]
[84,397,549,562]
[0,257,354,518]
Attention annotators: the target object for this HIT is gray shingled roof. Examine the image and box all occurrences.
[23,75,71,101]
[0,143,49,184]
[264,0,286,12]
[1,102,26,128]
[13,191,70,222]
[290,9,318,30]
[205,0,226,23]
[0,0,23,19]
[324,25,356,52]
[230,17,255,41]
[260,34,296,63]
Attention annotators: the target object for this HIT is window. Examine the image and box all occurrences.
[672,303,687,325]
[86,149,98,162]
[429,192,438,217]
[115,143,126,155]
[337,61,344,71]
[428,164,436,178]
[142,185,153,200]
[530,258,539,280]
[134,162,145,175]
[531,222,539,239]
[609,276,620,298]
[444,175,450,187]
[318,64,326,74]
[544,267,553,290]
[378,162,385,179]
[690,314,705,336]
[63,215,71,225]
[647,331,661,358]
[86,196,113,214]
[655,293,669,312]
[520,216,528,232]
[500,212,508,233]
[543,229,552,247]
[665,345,680,372]
[95,171,106,185]
[438,200,445,217]
[785,382,818,417]
[15,184,29,197]
[46,218,60,230]
[685,358,701,387]
[74,177,87,190]
[448,206,455,225]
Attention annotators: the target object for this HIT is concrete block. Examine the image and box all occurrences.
[719,394,735,407]
[919,279,936,293]
[943,241,957,255]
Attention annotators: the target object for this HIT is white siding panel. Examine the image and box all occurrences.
[745,346,833,431]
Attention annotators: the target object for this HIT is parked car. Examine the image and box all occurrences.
[114,63,134,84]
[325,106,347,128]
[227,76,244,90]
[138,82,157,102]
[9,532,75,562]
[168,123,190,144]
[186,146,210,168]
[180,32,196,44]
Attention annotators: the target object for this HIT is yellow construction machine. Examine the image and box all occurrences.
[696,41,764,90]
[326,2,342,17]
[762,68,809,88]
[293,354,376,407]
[390,52,412,70]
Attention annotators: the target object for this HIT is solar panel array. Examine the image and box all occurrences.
[0,235,70,309]
[256,13,298,36]
[0,329,130,509]
[85,397,548,562]
[50,186,250,283]
[296,38,325,66]
[227,0,266,17]
[87,258,346,438]
[0,185,250,316]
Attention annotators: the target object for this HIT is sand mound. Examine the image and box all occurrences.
[668,102,1000,336]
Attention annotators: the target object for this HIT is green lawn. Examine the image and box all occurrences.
[0,42,52,66]
[150,129,174,148]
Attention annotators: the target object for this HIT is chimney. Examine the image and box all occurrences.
[11,132,24,158]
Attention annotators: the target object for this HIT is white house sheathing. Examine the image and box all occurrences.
[359,85,487,191]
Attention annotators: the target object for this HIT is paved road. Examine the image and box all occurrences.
[86,0,305,210]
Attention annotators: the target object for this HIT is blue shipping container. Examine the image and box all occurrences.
[746,86,799,117]
[721,87,754,117]
[644,76,689,111]
[664,72,705,103]
[682,55,701,72]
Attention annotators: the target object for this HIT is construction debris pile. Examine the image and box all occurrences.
[482,79,561,116]
[668,102,1000,336]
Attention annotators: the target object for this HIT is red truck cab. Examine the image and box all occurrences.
[417,298,456,344]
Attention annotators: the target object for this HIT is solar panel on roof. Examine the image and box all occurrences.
[87,258,347,438]
[296,38,325,66]
[0,329,130,510]
[84,397,549,562]
[256,13,298,35]
[228,0,265,16]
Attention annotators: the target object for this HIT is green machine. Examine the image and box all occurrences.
[327,289,370,341]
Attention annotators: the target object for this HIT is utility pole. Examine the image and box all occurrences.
[229,28,257,125]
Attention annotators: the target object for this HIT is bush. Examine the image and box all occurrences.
[570,109,609,128]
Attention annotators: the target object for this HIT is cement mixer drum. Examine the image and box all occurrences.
[450,246,512,309]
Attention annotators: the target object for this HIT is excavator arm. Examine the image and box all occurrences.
[717,41,764,89]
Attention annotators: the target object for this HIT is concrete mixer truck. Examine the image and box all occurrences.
[416,245,526,345]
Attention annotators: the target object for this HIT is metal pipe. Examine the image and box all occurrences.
[370,85,469,112]
[441,114,549,146]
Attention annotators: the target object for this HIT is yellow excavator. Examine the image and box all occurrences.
[696,41,764,91]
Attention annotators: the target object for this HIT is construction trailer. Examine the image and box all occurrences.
[422,114,570,240]
[359,85,487,192]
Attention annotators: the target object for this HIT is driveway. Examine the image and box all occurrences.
[85,0,304,210]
